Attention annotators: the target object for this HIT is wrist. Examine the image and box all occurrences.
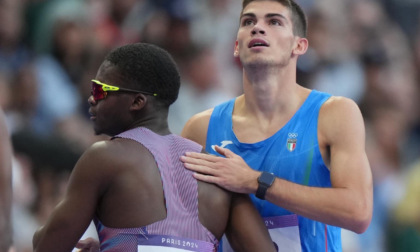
[255,171,276,200]
[249,171,260,194]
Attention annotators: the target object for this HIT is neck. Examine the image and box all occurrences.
[241,63,298,115]
[127,110,171,136]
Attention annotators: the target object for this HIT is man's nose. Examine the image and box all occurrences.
[88,95,96,105]
[251,25,266,35]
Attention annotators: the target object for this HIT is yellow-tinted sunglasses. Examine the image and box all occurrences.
[91,79,157,101]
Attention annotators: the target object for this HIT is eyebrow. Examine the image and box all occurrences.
[240,12,288,22]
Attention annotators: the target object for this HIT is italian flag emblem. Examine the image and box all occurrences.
[287,138,297,152]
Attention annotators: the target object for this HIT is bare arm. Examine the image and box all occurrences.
[33,142,113,252]
[0,109,12,252]
[181,109,213,147]
[264,97,372,233]
[182,110,275,250]
[181,97,373,233]
[226,194,275,252]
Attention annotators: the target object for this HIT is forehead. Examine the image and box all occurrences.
[95,61,123,86]
[241,1,291,20]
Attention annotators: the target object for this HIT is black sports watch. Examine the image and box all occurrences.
[256,171,276,200]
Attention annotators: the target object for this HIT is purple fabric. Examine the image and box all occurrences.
[263,214,299,229]
[94,127,218,251]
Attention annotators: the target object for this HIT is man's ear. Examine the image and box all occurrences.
[130,93,147,111]
[292,37,309,56]
[234,40,239,58]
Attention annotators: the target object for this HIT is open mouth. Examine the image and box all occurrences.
[248,39,269,48]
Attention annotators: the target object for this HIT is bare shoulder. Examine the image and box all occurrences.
[68,138,156,197]
[319,96,366,145]
[321,96,362,117]
[82,140,125,165]
[72,140,121,178]
[74,139,142,178]
[181,108,214,147]
[81,138,153,169]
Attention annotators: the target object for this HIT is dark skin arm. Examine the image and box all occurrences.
[226,193,275,252]
[0,109,12,252]
[182,112,275,251]
[33,141,114,252]
[197,166,275,251]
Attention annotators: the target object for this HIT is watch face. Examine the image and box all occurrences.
[259,172,275,186]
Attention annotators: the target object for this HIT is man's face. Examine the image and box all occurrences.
[88,61,134,136]
[235,1,298,68]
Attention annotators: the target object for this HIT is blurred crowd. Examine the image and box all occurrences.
[0,0,419,251]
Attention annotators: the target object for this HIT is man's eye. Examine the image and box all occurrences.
[270,19,281,25]
[243,19,254,26]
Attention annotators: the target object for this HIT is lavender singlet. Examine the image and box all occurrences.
[94,127,218,251]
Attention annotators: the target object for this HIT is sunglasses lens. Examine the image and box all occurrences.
[92,82,106,100]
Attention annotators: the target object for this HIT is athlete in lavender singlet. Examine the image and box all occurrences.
[33,43,275,252]
[93,127,219,251]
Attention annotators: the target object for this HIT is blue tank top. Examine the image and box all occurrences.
[206,90,342,252]
[94,127,218,252]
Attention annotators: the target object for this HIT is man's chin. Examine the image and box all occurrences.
[93,127,102,136]
[242,58,278,68]
[93,129,115,137]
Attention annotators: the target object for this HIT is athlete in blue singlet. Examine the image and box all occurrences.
[206,90,343,251]
[181,1,373,251]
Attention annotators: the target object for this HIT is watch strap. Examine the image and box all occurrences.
[255,183,269,200]
[255,172,275,200]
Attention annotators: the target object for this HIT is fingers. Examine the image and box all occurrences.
[181,152,223,179]
[183,159,216,176]
[214,145,235,158]
[214,145,225,156]
[76,240,89,249]
[181,148,235,176]
[182,147,231,165]
[193,172,219,184]
[76,238,99,252]
[184,151,221,160]
[181,153,219,170]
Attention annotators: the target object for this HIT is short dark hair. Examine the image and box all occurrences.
[105,43,180,107]
[241,0,307,38]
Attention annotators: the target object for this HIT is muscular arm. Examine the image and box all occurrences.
[0,109,12,251]
[181,109,212,147]
[183,111,275,251]
[226,194,275,252]
[182,97,373,234]
[199,185,276,251]
[264,97,372,233]
[33,141,114,252]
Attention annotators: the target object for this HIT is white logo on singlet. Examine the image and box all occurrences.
[211,140,233,151]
